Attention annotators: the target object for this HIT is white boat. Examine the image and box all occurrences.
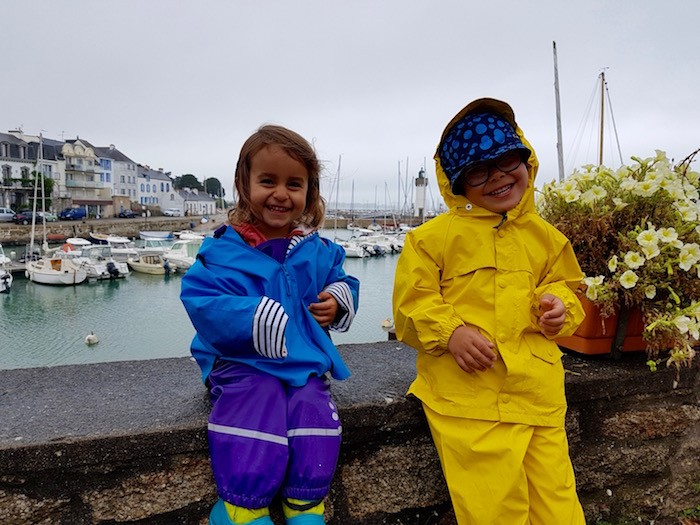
[71,245,129,280]
[354,233,404,255]
[88,232,110,245]
[175,230,205,241]
[0,243,13,293]
[163,239,202,271]
[25,251,88,286]
[338,238,368,258]
[104,236,139,262]
[127,254,176,275]
[135,238,172,255]
[139,230,174,241]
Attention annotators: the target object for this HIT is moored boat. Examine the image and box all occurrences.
[127,254,176,275]
[163,239,202,271]
[139,230,174,241]
[0,243,13,293]
[25,251,88,286]
[71,245,129,280]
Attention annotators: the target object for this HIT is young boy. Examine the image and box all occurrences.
[392,98,587,524]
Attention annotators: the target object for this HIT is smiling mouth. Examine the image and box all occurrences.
[266,205,290,213]
[487,183,514,197]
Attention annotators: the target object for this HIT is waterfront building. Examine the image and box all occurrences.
[95,144,138,215]
[179,187,216,216]
[1,131,64,211]
[137,165,177,213]
[61,139,112,217]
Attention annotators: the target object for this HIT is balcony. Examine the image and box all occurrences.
[65,179,106,189]
[66,163,99,174]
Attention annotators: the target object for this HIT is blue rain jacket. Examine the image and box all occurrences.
[181,226,359,387]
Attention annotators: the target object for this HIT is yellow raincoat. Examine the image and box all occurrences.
[393,99,586,523]
[393,100,584,426]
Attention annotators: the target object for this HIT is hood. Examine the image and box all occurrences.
[434,98,540,221]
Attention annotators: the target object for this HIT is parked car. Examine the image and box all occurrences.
[12,211,42,225]
[59,207,87,220]
[0,206,16,222]
[162,208,182,217]
[37,211,58,222]
[118,209,138,218]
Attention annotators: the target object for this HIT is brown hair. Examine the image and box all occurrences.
[228,125,325,228]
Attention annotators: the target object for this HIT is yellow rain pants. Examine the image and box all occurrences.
[423,404,585,525]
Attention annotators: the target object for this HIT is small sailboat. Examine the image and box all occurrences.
[26,251,88,285]
[25,135,87,286]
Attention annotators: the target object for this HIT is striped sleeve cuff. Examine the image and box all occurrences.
[323,282,355,333]
[252,297,288,359]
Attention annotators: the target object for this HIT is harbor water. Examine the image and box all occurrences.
[0,229,399,371]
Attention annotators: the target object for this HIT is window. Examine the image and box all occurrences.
[146,184,150,192]
[0,143,8,157]
[20,167,29,178]
[160,182,164,192]
[120,175,125,183]
[140,183,145,192]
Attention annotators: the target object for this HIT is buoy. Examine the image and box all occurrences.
[62,243,74,252]
[85,332,99,346]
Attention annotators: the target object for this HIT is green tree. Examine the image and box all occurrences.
[173,174,203,191]
[204,178,224,198]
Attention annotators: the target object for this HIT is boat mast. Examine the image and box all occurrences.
[334,155,341,233]
[598,70,605,166]
[552,41,565,182]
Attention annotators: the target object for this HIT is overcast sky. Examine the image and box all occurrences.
[5,1,699,212]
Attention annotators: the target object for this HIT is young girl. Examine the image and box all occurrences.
[181,125,360,525]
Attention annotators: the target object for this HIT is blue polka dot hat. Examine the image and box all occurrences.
[439,110,531,195]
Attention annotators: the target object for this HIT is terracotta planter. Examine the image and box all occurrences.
[557,296,646,356]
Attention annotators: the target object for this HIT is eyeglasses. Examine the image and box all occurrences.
[461,151,524,187]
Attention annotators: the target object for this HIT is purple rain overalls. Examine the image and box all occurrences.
[206,237,342,508]
[208,361,342,508]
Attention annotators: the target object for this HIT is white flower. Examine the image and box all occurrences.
[620,177,637,191]
[641,244,661,259]
[636,229,659,248]
[623,251,646,270]
[633,179,660,197]
[644,285,657,299]
[673,315,692,334]
[619,270,639,289]
[658,227,679,244]
[563,190,581,203]
[689,321,700,341]
[679,243,700,271]
[608,255,618,272]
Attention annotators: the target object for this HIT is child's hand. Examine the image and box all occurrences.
[308,291,338,327]
[538,293,566,336]
[447,325,497,373]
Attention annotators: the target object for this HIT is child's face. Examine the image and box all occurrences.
[461,154,529,214]
[249,144,309,238]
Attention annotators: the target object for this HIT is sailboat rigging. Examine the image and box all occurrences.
[552,42,624,176]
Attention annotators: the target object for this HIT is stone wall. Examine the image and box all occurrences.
[0,342,698,525]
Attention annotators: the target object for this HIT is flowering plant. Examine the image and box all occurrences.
[538,150,700,375]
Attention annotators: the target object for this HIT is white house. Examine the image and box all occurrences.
[179,188,216,216]
[137,165,177,211]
